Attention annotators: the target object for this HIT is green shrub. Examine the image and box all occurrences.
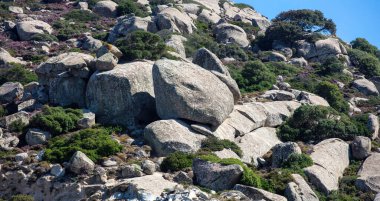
[53,20,87,41]
[0,105,6,117]
[200,137,243,157]
[351,38,380,58]
[117,0,149,17]
[278,105,370,142]
[282,153,313,170]
[0,63,38,85]
[233,3,254,10]
[217,44,249,61]
[317,57,345,75]
[30,106,83,136]
[149,0,176,7]
[238,60,276,93]
[30,33,58,42]
[348,49,380,78]
[315,81,349,113]
[10,194,34,201]
[44,128,123,163]
[160,151,195,172]
[9,119,27,133]
[265,62,300,77]
[262,169,294,195]
[115,30,167,61]
[64,9,99,22]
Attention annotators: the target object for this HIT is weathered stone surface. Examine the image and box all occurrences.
[214,149,240,160]
[0,82,23,104]
[193,48,241,103]
[214,22,250,47]
[295,38,347,62]
[81,36,103,51]
[165,34,187,58]
[261,90,296,101]
[25,128,51,146]
[304,138,350,194]
[298,91,330,107]
[95,52,118,71]
[121,164,143,178]
[144,119,206,156]
[108,16,157,43]
[356,153,380,193]
[368,114,379,139]
[290,57,308,67]
[234,184,287,201]
[69,151,95,174]
[193,158,243,191]
[36,52,94,107]
[0,111,30,129]
[0,48,26,67]
[272,142,302,168]
[156,7,196,34]
[198,9,221,24]
[235,127,282,165]
[353,79,379,96]
[351,136,371,160]
[285,174,319,201]
[16,20,53,41]
[93,0,118,17]
[9,6,23,14]
[96,44,123,59]
[86,61,156,127]
[153,59,234,127]
[77,110,96,129]
[141,160,156,175]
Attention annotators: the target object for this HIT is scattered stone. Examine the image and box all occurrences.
[15,152,28,162]
[153,59,234,127]
[234,184,287,201]
[141,160,156,175]
[8,6,23,14]
[173,171,193,184]
[0,82,24,104]
[25,128,51,146]
[351,136,372,160]
[193,158,243,191]
[271,142,302,168]
[69,151,95,175]
[290,57,308,67]
[50,164,65,177]
[144,119,206,156]
[285,174,319,201]
[102,159,117,167]
[95,52,118,71]
[0,111,30,129]
[121,164,143,178]
[77,110,96,129]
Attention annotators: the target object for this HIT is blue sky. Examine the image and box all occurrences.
[235,0,380,48]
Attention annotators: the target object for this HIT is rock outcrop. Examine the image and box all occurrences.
[234,184,287,201]
[156,7,196,34]
[356,153,380,193]
[285,174,319,201]
[214,22,250,47]
[16,20,53,41]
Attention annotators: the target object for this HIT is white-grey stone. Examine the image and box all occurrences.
[25,128,51,146]
[16,20,53,41]
[69,151,95,174]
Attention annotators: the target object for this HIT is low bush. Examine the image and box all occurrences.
[9,119,27,133]
[265,62,300,77]
[149,0,176,7]
[237,60,276,93]
[10,194,34,201]
[30,33,58,42]
[351,38,380,59]
[315,81,349,113]
[348,49,380,78]
[0,105,6,117]
[200,137,242,157]
[30,106,83,136]
[234,3,254,10]
[117,0,149,17]
[160,151,194,172]
[217,44,249,61]
[0,63,38,85]
[115,30,167,61]
[282,153,313,170]
[64,9,99,22]
[278,105,370,143]
[53,20,87,41]
[261,169,294,195]
[44,128,123,163]
[317,57,345,75]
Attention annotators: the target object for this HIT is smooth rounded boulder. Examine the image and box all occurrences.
[152,59,234,127]
[16,20,53,41]
[86,61,157,127]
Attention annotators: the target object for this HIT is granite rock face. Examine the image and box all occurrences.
[356,153,380,193]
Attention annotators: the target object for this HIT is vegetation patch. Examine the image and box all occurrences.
[117,0,149,17]
[10,194,34,201]
[315,81,349,113]
[30,106,83,136]
[160,151,194,172]
[200,137,243,157]
[348,49,380,78]
[44,128,123,163]
[64,9,100,22]
[0,63,38,86]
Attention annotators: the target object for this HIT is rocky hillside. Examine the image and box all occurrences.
[1,0,380,200]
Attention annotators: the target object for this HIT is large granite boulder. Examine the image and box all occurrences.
[193,158,243,191]
[153,59,234,127]
[368,114,379,139]
[356,153,380,193]
[235,127,282,165]
[16,20,53,41]
[86,61,156,127]
[93,0,118,18]
[144,119,206,156]
[234,184,287,201]
[197,9,221,24]
[352,79,379,96]
[193,48,241,103]
[0,48,26,67]
[214,22,250,47]
[271,142,302,168]
[285,174,319,201]
[36,52,94,108]
[156,7,196,34]
[108,16,157,43]
[0,82,23,104]
[165,35,187,58]
[304,138,350,194]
